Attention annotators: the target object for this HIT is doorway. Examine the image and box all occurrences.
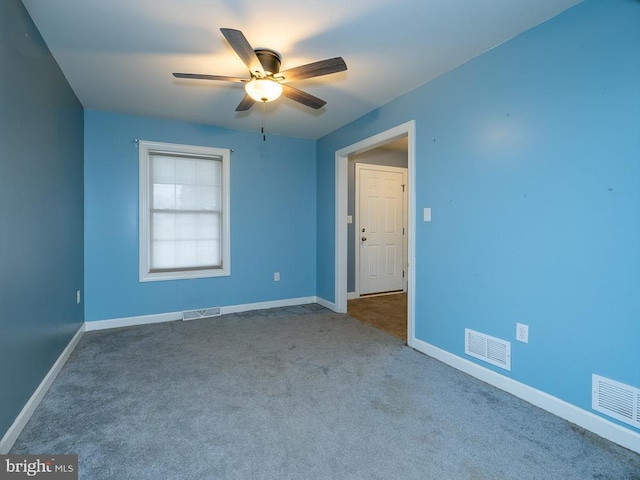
[334,121,415,346]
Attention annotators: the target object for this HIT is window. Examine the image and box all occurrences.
[139,140,230,282]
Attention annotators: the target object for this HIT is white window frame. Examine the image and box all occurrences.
[139,140,230,282]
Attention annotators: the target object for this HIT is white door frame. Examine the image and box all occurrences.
[355,163,408,297]
[334,120,416,347]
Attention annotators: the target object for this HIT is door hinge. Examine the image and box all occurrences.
[401,184,405,192]
[402,270,405,278]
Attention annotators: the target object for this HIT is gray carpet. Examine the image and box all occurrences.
[11,305,640,479]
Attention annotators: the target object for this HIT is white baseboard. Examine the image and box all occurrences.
[315,296,337,311]
[347,292,358,300]
[84,311,181,331]
[221,296,316,315]
[411,338,640,454]
[85,296,319,331]
[0,324,85,454]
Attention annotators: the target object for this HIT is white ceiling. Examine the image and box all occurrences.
[22,0,581,140]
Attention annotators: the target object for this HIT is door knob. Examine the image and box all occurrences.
[362,228,366,233]
[361,237,367,242]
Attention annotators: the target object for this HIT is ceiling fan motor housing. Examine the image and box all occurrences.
[254,49,282,76]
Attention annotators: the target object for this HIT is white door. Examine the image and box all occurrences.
[357,164,407,295]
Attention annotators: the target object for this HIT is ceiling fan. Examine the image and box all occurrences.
[173,28,347,112]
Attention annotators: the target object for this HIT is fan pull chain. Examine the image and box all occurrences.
[261,102,266,142]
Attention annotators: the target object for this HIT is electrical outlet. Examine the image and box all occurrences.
[516,323,529,343]
[274,272,280,282]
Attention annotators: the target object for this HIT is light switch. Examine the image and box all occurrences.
[423,208,431,222]
[347,215,353,224]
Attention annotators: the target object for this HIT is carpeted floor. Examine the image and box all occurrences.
[11,304,640,479]
[348,292,407,341]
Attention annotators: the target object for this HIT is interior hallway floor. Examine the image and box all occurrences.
[348,292,407,342]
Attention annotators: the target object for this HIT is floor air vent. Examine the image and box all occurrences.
[592,374,640,428]
[183,307,221,321]
[465,329,511,371]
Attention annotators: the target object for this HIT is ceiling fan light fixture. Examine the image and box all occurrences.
[245,78,283,103]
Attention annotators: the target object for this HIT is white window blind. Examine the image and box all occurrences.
[150,154,222,271]
[139,141,230,282]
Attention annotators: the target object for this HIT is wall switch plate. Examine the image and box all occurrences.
[347,215,353,224]
[76,290,81,304]
[423,207,431,222]
[516,323,529,343]
[274,272,280,282]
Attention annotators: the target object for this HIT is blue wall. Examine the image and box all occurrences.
[84,111,316,321]
[0,0,84,439]
[317,0,640,431]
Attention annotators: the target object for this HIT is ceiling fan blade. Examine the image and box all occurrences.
[173,73,246,83]
[281,84,326,109]
[235,94,256,112]
[220,28,265,77]
[278,57,347,83]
